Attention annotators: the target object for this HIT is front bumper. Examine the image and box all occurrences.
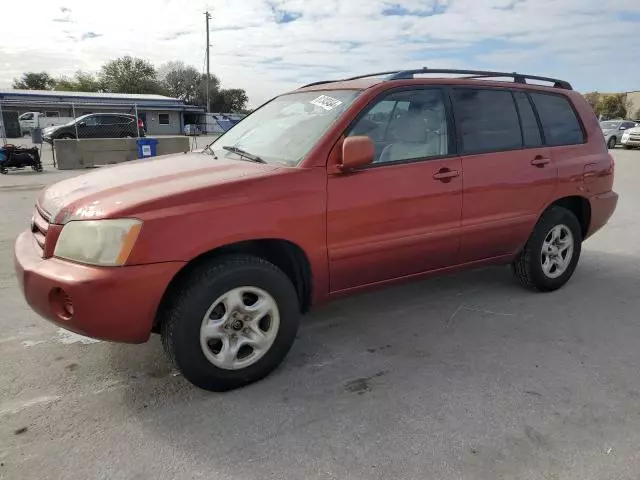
[621,136,640,147]
[14,230,185,343]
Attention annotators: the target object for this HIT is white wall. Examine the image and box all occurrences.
[144,111,181,135]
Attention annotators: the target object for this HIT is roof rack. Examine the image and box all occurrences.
[299,67,572,90]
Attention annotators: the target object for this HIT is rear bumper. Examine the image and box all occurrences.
[586,191,618,239]
[14,230,185,343]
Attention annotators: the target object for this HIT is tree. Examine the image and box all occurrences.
[12,72,56,90]
[99,56,165,95]
[159,61,205,104]
[597,93,629,120]
[55,71,101,92]
[583,92,600,112]
[210,88,249,112]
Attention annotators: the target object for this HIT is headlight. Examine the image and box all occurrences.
[54,219,142,266]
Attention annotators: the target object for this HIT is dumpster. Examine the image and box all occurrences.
[136,138,158,159]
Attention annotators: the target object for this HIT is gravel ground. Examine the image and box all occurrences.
[1,149,639,480]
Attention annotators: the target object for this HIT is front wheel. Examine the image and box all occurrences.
[512,206,582,292]
[607,137,617,149]
[160,255,300,391]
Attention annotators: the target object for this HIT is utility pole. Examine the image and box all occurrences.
[205,11,212,113]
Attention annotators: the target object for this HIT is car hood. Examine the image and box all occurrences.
[39,152,281,223]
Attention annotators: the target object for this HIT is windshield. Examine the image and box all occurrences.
[600,121,620,129]
[207,90,360,166]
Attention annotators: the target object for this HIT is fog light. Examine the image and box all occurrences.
[49,288,74,320]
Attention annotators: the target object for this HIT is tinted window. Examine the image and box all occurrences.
[513,92,542,147]
[530,93,584,146]
[452,89,522,154]
[348,89,449,164]
[82,116,99,126]
[622,122,636,129]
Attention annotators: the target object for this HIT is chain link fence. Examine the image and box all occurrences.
[0,99,148,145]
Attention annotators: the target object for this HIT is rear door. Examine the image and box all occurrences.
[327,87,462,291]
[452,88,557,263]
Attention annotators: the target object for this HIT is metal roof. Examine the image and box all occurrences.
[0,89,183,103]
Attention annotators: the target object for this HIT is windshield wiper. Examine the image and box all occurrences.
[222,145,266,164]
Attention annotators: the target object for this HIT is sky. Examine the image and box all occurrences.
[1,0,639,107]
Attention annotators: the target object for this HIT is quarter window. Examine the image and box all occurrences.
[530,93,584,146]
[348,89,449,164]
[452,88,522,154]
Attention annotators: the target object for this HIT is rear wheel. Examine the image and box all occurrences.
[160,255,300,391]
[607,137,617,149]
[512,206,582,292]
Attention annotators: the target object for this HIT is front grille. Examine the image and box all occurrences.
[31,205,50,255]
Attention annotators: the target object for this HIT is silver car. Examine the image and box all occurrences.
[600,120,639,149]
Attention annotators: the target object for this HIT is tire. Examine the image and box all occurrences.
[607,137,617,149]
[160,255,300,391]
[512,206,582,292]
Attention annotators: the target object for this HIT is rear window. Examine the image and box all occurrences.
[530,93,584,146]
[452,88,522,154]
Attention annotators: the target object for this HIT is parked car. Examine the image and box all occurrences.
[14,68,618,391]
[600,119,638,149]
[621,125,640,149]
[19,112,75,135]
[42,113,144,143]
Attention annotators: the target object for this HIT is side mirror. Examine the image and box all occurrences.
[340,136,375,171]
[78,121,86,127]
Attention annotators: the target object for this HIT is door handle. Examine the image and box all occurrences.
[531,156,551,167]
[432,168,460,181]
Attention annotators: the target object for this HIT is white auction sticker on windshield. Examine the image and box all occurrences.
[310,95,343,111]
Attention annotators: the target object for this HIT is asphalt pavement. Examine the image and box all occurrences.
[1,149,639,480]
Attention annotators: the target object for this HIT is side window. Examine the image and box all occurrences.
[348,89,449,164]
[530,93,584,146]
[452,88,522,154]
[513,92,542,147]
[83,116,98,126]
[622,122,635,130]
[20,113,34,121]
[159,113,170,125]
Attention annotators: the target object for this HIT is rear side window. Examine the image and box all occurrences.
[530,93,584,146]
[452,88,522,154]
[513,92,542,147]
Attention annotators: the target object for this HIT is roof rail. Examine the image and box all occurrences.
[299,68,572,90]
[299,71,402,89]
[386,67,573,90]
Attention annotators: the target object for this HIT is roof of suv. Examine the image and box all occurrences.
[296,68,573,94]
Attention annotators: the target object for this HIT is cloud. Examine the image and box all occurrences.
[0,0,639,107]
[81,31,102,40]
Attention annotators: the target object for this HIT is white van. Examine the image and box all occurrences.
[19,112,74,135]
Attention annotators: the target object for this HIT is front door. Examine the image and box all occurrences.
[327,88,462,292]
[451,88,558,262]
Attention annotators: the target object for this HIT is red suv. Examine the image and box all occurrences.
[14,69,618,391]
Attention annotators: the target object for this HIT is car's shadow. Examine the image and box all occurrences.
[102,249,640,478]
